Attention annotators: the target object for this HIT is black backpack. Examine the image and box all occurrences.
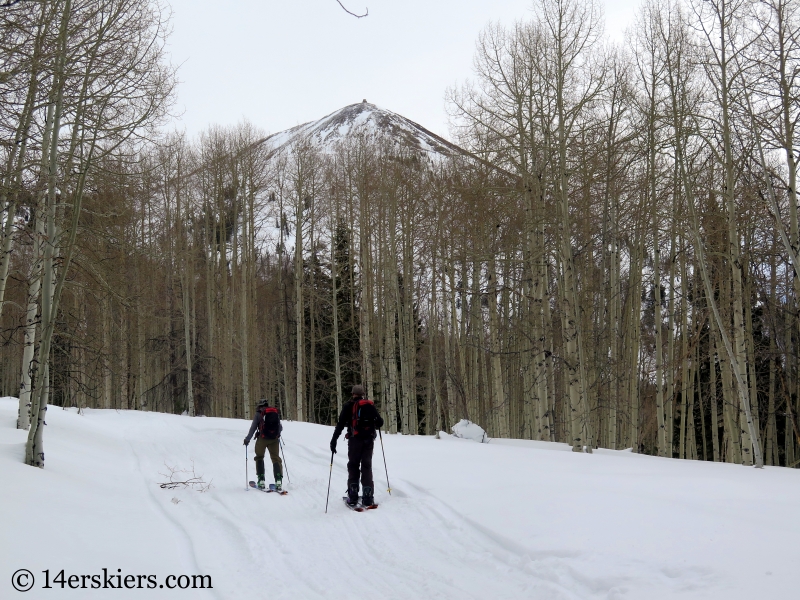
[351,399,376,437]
[257,407,281,439]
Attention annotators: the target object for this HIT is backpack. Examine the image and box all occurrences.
[257,407,281,439]
[351,399,376,438]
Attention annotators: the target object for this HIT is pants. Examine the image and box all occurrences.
[254,437,282,480]
[347,436,374,490]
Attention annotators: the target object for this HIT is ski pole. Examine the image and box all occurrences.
[245,443,249,491]
[280,437,291,483]
[378,429,391,495]
[324,450,334,514]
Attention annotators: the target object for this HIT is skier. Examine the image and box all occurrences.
[243,399,283,491]
[330,384,384,507]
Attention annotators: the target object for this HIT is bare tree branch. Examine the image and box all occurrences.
[335,0,368,18]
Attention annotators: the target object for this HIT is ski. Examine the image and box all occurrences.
[249,481,288,495]
[342,496,378,511]
[360,496,379,510]
[343,496,364,512]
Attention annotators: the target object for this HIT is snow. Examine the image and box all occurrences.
[450,419,488,443]
[262,101,463,159]
[2,397,799,599]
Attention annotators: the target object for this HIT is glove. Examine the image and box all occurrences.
[330,439,337,454]
[243,438,250,446]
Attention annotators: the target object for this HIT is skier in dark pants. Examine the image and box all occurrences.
[244,399,283,491]
[330,384,384,507]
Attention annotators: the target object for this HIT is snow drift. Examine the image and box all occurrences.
[2,397,799,599]
[450,419,488,443]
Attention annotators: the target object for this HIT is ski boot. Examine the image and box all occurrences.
[347,483,359,506]
[273,463,283,492]
[362,486,374,507]
[256,459,266,490]
[275,476,283,492]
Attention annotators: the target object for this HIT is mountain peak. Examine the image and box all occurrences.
[263,102,462,158]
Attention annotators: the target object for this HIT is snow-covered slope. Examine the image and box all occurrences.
[263,101,464,157]
[2,397,799,599]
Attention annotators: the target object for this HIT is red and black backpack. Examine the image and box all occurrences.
[257,406,281,439]
[351,399,377,437]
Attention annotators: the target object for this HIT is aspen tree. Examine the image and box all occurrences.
[691,0,759,465]
[632,1,668,456]
[660,1,763,467]
[0,2,52,325]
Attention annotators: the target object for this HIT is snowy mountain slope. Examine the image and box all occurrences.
[262,101,465,157]
[2,397,799,599]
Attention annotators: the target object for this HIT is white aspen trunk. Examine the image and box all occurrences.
[665,213,678,457]
[25,0,71,466]
[487,256,510,438]
[535,231,551,441]
[767,341,776,466]
[543,262,557,443]
[687,352,697,460]
[404,234,418,434]
[386,305,399,434]
[476,260,491,434]
[575,278,593,452]
[744,267,761,456]
[429,260,441,433]
[710,327,720,462]
[457,260,469,419]
[469,260,482,424]
[393,262,410,432]
[182,272,195,417]
[331,221,343,418]
[442,264,456,430]
[0,204,18,321]
[696,338,707,460]
[238,190,250,421]
[628,238,644,451]
[716,312,741,463]
[381,214,399,432]
[785,299,795,466]
[17,210,45,430]
[653,221,668,456]
[102,294,112,409]
[679,246,689,459]
[137,292,146,411]
[608,200,619,450]
[294,194,305,422]
[359,220,375,404]
[766,253,777,465]
[447,262,460,426]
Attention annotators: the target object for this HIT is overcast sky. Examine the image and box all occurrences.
[164,0,640,140]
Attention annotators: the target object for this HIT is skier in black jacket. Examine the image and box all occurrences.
[244,399,283,491]
[331,384,384,507]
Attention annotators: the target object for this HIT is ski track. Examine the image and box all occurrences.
[127,441,219,600]
[9,404,797,599]
[117,415,607,600]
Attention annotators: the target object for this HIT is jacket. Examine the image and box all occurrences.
[332,398,384,442]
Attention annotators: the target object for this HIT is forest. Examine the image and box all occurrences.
[2,0,800,470]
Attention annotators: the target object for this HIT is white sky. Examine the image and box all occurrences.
[164,0,640,140]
